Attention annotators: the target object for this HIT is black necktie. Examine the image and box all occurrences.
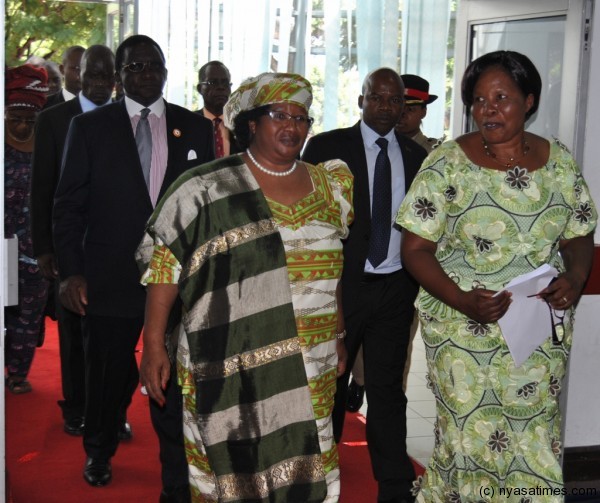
[368,137,392,268]
[136,108,152,189]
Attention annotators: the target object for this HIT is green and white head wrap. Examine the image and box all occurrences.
[223,72,312,129]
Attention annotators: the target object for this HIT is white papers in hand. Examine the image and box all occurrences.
[494,264,560,367]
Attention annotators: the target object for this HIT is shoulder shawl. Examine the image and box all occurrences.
[137,155,327,502]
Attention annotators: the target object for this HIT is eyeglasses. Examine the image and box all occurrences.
[548,304,565,345]
[266,110,314,127]
[121,61,165,73]
[5,115,37,125]
[528,276,564,345]
[199,79,232,87]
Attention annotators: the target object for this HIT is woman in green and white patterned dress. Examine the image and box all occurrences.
[396,51,597,502]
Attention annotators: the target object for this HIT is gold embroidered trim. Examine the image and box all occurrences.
[192,337,301,379]
[182,219,277,281]
[216,454,325,501]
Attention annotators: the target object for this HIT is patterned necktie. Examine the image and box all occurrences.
[213,117,225,158]
[368,137,392,268]
[136,108,152,189]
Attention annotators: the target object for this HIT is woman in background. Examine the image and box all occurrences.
[397,51,596,501]
[4,64,49,394]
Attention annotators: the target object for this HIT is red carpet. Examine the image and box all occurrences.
[6,320,423,502]
[338,413,425,501]
[5,320,161,502]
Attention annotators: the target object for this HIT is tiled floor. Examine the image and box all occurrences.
[404,328,436,468]
[358,326,436,468]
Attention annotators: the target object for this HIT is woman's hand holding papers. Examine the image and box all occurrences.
[536,271,585,310]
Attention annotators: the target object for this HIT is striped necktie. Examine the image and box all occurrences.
[136,108,152,189]
[213,117,225,158]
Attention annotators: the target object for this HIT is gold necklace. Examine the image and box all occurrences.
[482,136,530,169]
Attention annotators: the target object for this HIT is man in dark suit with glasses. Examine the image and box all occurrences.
[54,35,214,494]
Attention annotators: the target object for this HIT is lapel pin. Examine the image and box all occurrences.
[173,129,182,137]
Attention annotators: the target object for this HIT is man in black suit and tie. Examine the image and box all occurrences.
[32,45,116,439]
[53,35,214,492]
[43,45,85,109]
[196,60,240,157]
[302,68,427,503]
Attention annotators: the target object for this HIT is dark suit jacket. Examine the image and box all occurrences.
[197,108,242,155]
[53,99,215,317]
[44,91,66,110]
[302,121,427,315]
[31,97,84,257]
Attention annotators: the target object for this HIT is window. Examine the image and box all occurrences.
[138,0,452,137]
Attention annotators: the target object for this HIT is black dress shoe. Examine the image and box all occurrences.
[83,457,112,487]
[346,378,365,412]
[118,421,132,441]
[64,417,85,436]
[159,485,192,503]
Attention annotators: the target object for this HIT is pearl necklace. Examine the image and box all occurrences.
[482,136,530,169]
[246,149,297,177]
[5,128,34,144]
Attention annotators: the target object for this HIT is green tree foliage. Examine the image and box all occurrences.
[5,0,107,66]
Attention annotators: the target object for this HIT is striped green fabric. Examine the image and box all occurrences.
[137,155,327,502]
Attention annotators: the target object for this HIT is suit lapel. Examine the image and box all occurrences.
[66,98,83,116]
[162,102,179,198]
[349,122,373,224]
[114,101,154,207]
[58,99,83,138]
[348,122,369,169]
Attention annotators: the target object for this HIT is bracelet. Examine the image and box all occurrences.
[335,329,347,340]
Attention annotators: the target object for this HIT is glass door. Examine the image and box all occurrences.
[106,0,137,51]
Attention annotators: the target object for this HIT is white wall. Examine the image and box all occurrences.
[563,2,600,448]
[565,296,600,447]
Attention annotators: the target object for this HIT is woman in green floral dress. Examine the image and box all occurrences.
[396,51,597,502]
